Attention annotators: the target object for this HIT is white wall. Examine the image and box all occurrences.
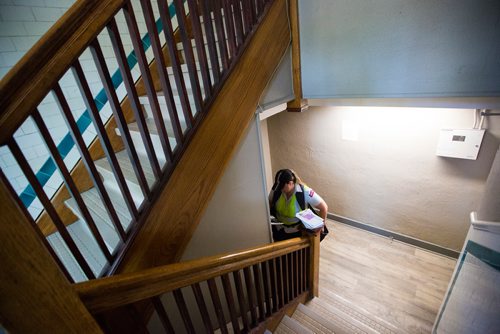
[181,118,271,261]
[299,0,500,99]
[266,106,500,250]
[147,118,271,333]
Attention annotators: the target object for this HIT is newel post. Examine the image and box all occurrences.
[0,178,102,333]
[308,232,320,298]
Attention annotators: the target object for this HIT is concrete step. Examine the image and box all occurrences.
[94,149,157,205]
[47,219,108,283]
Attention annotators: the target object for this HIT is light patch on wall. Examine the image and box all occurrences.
[342,120,359,141]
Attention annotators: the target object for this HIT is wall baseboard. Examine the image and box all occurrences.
[327,213,460,259]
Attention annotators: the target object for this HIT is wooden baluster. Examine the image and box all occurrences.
[157,0,194,128]
[238,0,248,36]
[222,0,237,59]
[72,61,139,221]
[256,0,263,15]
[7,139,96,279]
[173,0,203,113]
[33,110,126,247]
[268,258,279,313]
[241,0,252,35]
[139,0,184,147]
[298,249,303,293]
[250,0,259,26]
[0,170,72,282]
[289,252,294,299]
[187,0,212,99]
[305,247,311,289]
[191,283,213,333]
[152,296,175,334]
[252,264,265,321]
[232,270,249,331]
[53,84,124,261]
[106,18,162,179]
[302,248,307,293]
[243,267,257,327]
[90,40,151,200]
[230,0,244,48]
[221,274,241,334]
[123,2,173,165]
[293,250,300,297]
[173,289,196,333]
[275,256,284,309]
[213,0,229,71]
[282,254,289,303]
[261,260,272,317]
[201,0,221,85]
[207,278,228,334]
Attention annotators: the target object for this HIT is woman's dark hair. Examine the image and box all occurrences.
[272,169,296,191]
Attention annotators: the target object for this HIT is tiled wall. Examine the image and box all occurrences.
[0,0,163,218]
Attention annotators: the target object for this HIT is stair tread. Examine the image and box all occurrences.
[64,188,128,252]
[275,315,314,334]
[95,149,156,189]
[127,117,184,143]
[47,219,108,282]
[294,305,378,334]
[314,290,402,334]
[293,304,341,334]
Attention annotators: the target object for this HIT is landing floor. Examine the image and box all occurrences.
[319,220,457,334]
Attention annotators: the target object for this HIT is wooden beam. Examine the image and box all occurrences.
[286,0,308,112]
[118,0,291,273]
[0,178,102,333]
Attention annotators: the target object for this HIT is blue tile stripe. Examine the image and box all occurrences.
[19,3,177,208]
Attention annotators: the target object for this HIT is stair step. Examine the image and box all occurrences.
[64,187,131,253]
[292,303,342,334]
[139,69,200,120]
[275,315,314,334]
[316,290,401,334]
[94,149,156,204]
[47,219,108,282]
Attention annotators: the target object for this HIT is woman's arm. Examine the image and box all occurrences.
[315,200,328,223]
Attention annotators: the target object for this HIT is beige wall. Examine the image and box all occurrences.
[266,106,500,250]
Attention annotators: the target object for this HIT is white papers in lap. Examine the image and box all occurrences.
[296,209,324,229]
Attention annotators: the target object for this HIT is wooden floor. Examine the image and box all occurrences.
[319,220,457,334]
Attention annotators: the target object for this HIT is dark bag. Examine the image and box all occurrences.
[270,184,329,242]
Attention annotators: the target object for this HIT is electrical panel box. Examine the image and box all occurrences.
[436,129,485,160]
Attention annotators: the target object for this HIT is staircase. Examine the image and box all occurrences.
[47,90,188,281]
[272,293,404,334]
[0,0,293,331]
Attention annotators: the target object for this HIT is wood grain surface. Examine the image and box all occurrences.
[118,0,290,273]
[319,220,456,333]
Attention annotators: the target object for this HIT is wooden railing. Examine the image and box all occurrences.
[76,235,320,332]
[0,0,272,283]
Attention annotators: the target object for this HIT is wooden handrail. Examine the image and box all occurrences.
[76,237,310,313]
[0,0,126,145]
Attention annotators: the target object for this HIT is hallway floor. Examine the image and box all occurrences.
[318,220,457,334]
